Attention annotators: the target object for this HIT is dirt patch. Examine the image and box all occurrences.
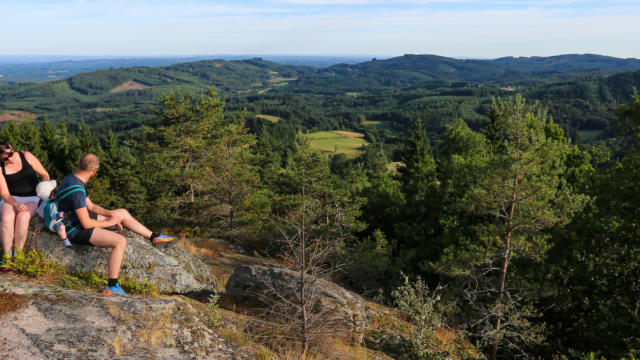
[109,80,151,93]
[0,292,28,316]
[0,110,37,122]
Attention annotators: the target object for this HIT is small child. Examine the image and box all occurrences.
[36,180,72,248]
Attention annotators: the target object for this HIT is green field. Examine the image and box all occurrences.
[578,129,604,142]
[256,114,282,123]
[362,120,394,131]
[303,131,368,158]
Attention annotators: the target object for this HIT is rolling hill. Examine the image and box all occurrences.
[1,54,639,144]
[286,53,640,93]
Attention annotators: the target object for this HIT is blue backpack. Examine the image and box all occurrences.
[40,185,86,232]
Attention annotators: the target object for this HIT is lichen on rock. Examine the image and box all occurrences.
[0,278,253,359]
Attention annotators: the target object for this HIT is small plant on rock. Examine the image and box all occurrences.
[10,249,62,278]
[120,278,157,296]
[208,290,222,328]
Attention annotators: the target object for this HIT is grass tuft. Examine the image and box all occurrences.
[9,249,63,279]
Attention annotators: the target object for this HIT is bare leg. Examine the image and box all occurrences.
[1,203,16,254]
[13,202,38,251]
[109,209,152,239]
[89,228,127,279]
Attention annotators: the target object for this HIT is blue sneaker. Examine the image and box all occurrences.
[102,283,128,296]
[151,234,174,248]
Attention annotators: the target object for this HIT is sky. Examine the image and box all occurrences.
[1,0,639,58]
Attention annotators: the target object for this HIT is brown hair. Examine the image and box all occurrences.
[0,142,11,153]
[78,153,100,171]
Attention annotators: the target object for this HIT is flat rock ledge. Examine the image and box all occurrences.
[27,221,215,294]
[0,277,253,360]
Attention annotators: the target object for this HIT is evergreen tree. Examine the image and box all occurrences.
[142,88,221,231]
[395,118,441,272]
[57,121,83,175]
[358,140,388,176]
[540,94,640,358]
[39,118,62,178]
[266,137,363,253]
[18,120,45,162]
[207,110,258,242]
[143,87,259,237]
[0,121,19,146]
[462,96,587,358]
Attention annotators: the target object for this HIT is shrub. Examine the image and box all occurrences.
[344,229,400,297]
[9,249,62,278]
[392,273,446,360]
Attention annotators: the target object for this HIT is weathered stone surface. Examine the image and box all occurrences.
[0,277,254,360]
[225,264,367,341]
[27,221,215,294]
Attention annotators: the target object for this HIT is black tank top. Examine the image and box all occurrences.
[1,152,39,196]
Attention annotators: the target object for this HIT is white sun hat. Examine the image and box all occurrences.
[36,180,57,200]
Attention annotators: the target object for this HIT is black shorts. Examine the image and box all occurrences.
[67,213,98,246]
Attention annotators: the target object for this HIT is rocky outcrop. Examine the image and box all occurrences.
[225,264,368,342]
[0,277,253,360]
[27,222,215,294]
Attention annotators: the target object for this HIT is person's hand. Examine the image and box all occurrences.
[14,203,28,212]
[109,215,123,231]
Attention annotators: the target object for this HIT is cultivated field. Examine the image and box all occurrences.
[0,110,37,122]
[109,80,151,93]
[304,130,367,158]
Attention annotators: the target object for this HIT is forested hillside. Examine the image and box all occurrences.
[491,53,640,73]
[2,55,640,147]
[1,55,640,358]
[0,55,373,82]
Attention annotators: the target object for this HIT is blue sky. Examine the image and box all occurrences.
[1,0,639,58]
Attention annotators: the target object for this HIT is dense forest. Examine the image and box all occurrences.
[1,55,640,358]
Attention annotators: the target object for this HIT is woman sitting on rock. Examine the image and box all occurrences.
[0,142,51,271]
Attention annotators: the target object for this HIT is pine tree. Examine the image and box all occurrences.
[39,118,62,177]
[469,95,588,358]
[207,110,258,242]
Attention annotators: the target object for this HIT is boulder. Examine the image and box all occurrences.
[0,277,253,360]
[27,221,215,294]
[225,264,367,341]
